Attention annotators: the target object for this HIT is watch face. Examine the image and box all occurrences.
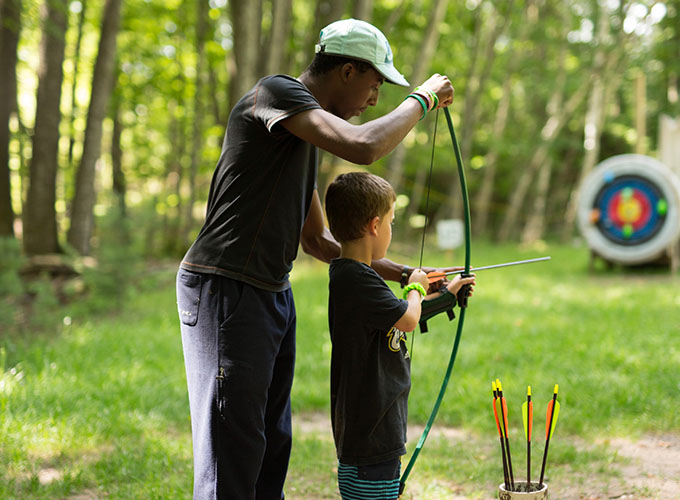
[591,174,667,246]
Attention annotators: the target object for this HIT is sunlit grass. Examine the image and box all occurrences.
[1,241,679,498]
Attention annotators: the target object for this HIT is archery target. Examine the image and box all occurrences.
[577,155,680,264]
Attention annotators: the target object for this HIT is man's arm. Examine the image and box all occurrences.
[301,190,408,282]
[282,99,422,165]
[300,189,341,263]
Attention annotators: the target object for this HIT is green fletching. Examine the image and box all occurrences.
[522,401,529,440]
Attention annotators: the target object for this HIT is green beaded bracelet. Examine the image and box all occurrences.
[403,282,427,299]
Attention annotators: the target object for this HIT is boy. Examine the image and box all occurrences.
[325,172,475,499]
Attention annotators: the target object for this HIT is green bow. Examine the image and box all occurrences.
[400,107,472,494]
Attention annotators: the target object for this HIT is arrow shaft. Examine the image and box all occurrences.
[539,396,558,486]
[427,257,551,282]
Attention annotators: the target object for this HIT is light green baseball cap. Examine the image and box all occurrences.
[315,19,410,87]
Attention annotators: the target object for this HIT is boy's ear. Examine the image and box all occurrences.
[367,216,380,236]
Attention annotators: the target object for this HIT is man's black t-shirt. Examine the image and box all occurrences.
[328,258,411,466]
[181,75,322,291]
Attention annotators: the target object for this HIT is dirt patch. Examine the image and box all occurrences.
[606,434,680,499]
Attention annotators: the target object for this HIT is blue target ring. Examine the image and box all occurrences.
[593,175,667,246]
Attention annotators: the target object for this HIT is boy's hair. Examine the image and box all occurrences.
[306,53,373,78]
[325,172,396,242]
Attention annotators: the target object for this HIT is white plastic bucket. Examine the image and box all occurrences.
[498,481,548,499]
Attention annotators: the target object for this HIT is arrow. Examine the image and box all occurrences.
[496,379,514,491]
[522,386,533,488]
[492,381,510,490]
[539,384,560,487]
[426,256,551,283]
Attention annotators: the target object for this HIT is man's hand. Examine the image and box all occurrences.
[418,74,454,108]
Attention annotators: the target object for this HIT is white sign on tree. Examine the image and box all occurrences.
[436,219,464,250]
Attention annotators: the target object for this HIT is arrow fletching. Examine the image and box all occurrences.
[546,400,560,439]
[545,384,560,439]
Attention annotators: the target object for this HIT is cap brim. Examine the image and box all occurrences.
[374,63,409,87]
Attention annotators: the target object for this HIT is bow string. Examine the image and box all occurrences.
[400,106,472,494]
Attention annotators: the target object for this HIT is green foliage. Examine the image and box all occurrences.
[79,207,141,313]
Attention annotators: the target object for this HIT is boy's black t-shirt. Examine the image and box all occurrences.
[181,75,322,291]
[328,258,411,466]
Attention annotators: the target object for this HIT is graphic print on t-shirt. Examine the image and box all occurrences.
[386,327,408,358]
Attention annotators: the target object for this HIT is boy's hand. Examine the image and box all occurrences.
[408,269,430,291]
[445,274,476,297]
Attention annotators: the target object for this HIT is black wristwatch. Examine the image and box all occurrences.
[399,266,411,288]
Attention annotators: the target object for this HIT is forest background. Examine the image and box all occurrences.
[1,0,679,266]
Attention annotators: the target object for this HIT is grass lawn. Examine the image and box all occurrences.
[1,241,679,498]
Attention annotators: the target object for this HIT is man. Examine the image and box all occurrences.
[176,18,454,499]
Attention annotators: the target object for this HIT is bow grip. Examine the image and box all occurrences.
[418,287,457,333]
[456,273,472,308]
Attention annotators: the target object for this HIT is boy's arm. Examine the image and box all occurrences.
[392,269,429,332]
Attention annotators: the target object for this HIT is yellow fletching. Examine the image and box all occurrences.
[549,401,560,439]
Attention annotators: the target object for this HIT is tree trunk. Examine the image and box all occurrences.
[352,0,373,21]
[305,0,347,58]
[446,1,514,220]
[561,4,629,241]
[0,0,21,237]
[474,74,511,237]
[181,0,208,249]
[520,155,554,244]
[228,0,263,111]
[23,0,69,255]
[385,0,449,193]
[67,0,123,255]
[67,0,86,167]
[261,0,293,75]
[111,92,125,215]
[497,19,596,243]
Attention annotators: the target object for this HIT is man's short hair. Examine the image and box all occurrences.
[306,53,374,78]
[325,172,396,242]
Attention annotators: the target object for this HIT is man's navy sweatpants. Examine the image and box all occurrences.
[177,269,296,500]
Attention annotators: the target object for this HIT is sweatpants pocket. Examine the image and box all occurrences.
[177,270,203,326]
[216,360,254,423]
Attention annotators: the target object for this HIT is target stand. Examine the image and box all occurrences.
[577,154,680,272]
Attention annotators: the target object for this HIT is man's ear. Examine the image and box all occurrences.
[367,216,380,236]
[340,62,355,83]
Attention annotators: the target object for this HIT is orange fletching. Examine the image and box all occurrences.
[427,271,446,283]
[502,397,509,434]
[528,401,533,441]
[545,400,554,439]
